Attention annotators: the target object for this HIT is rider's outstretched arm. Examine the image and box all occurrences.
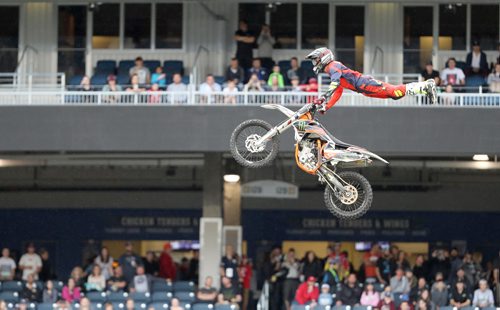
[320,66,343,111]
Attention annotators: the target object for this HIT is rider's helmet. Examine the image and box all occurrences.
[306,47,335,75]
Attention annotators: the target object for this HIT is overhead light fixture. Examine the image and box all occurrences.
[223,174,240,183]
[472,154,489,161]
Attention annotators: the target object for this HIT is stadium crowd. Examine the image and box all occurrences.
[1,241,500,310]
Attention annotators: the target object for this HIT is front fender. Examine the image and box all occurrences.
[261,104,295,117]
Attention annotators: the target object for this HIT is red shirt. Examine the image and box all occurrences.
[295,282,319,305]
[159,252,176,280]
[239,264,253,289]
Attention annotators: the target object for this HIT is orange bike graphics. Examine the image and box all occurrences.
[295,140,324,175]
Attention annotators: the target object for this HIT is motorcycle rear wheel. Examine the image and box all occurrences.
[230,119,279,168]
[324,171,373,220]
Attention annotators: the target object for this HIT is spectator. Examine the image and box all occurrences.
[440,84,456,105]
[421,61,440,86]
[62,278,81,303]
[130,265,154,294]
[247,58,268,83]
[118,242,143,284]
[472,252,484,285]
[267,64,285,88]
[322,259,341,290]
[220,245,239,285]
[377,250,393,285]
[70,266,85,289]
[102,75,123,103]
[19,243,42,280]
[170,298,183,310]
[282,249,300,310]
[125,298,135,310]
[419,289,435,310]
[302,78,319,93]
[79,75,92,91]
[289,76,302,92]
[43,280,58,304]
[450,281,471,309]
[223,79,239,104]
[430,277,448,307]
[451,268,473,295]
[126,75,146,93]
[243,74,263,92]
[178,257,190,281]
[412,255,428,281]
[473,279,494,308]
[287,57,305,85]
[406,270,417,290]
[95,247,113,280]
[410,278,428,304]
[360,282,380,307]
[337,273,362,306]
[0,300,6,310]
[301,251,323,282]
[377,291,395,310]
[87,264,106,292]
[440,58,465,86]
[487,63,500,93]
[159,242,176,281]
[148,83,162,104]
[416,298,429,310]
[318,283,333,306]
[295,276,319,306]
[0,248,16,281]
[107,266,128,292]
[257,24,275,64]
[363,244,381,282]
[143,251,159,276]
[225,58,245,85]
[324,244,349,279]
[238,255,253,310]
[396,252,411,271]
[391,267,410,296]
[234,20,255,70]
[466,41,489,77]
[199,74,222,104]
[400,300,413,310]
[39,249,55,282]
[449,248,462,281]
[268,75,284,92]
[189,250,199,283]
[167,73,188,104]
[129,57,151,85]
[197,276,218,303]
[217,276,242,308]
[22,274,40,302]
[462,253,478,285]
[151,66,166,89]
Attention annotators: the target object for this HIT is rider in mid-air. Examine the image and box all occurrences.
[306,47,437,112]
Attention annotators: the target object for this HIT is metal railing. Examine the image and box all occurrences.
[0,73,66,91]
[0,90,499,107]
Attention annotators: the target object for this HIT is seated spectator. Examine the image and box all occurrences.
[377,291,395,310]
[318,283,333,306]
[43,280,58,304]
[450,281,471,309]
[166,73,188,104]
[102,75,122,103]
[130,265,154,293]
[466,41,489,77]
[302,77,318,93]
[151,66,166,89]
[410,278,427,304]
[94,247,114,281]
[70,266,85,289]
[451,268,473,295]
[87,264,106,292]
[322,259,341,290]
[148,83,162,104]
[487,63,500,93]
[107,266,128,292]
[267,65,284,88]
[125,299,135,310]
[301,251,323,282]
[430,278,448,307]
[104,303,114,310]
[473,279,494,308]
[79,297,91,310]
[406,270,417,290]
[129,57,151,85]
[225,58,245,85]
[79,75,92,91]
[0,300,6,310]
[289,76,303,92]
[22,274,40,302]
[217,276,242,308]
[295,276,319,306]
[419,289,435,310]
[267,76,284,92]
[200,74,222,93]
[440,58,465,86]
[421,61,440,85]
[391,267,410,296]
[170,298,184,310]
[287,57,305,84]
[126,74,146,93]
[243,74,263,92]
[223,79,239,104]
[197,276,218,303]
[62,278,81,303]
[400,300,413,310]
[336,273,362,306]
[0,247,16,281]
[247,58,268,83]
[360,282,380,307]
[441,84,456,105]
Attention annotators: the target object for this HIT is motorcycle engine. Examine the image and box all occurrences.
[298,140,318,170]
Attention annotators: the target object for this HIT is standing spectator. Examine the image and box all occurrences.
[282,249,300,310]
[360,283,380,307]
[336,273,363,306]
[466,41,489,77]
[377,250,393,285]
[82,240,99,267]
[421,61,440,85]
[197,276,218,303]
[43,280,59,304]
[102,75,123,103]
[217,276,242,307]
[129,57,151,85]
[225,58,245,85]
[234,20,255,71]
[396,252,411,271]
[322,260,341,290]
[87,265,106,292]
[473,279,494,308]
[363,244,381,282]
[287,57,305,85]
[0,248,16,281]
[151,66,166,89]
[243,74,263,92]
[318,283,333,306]
[430,277,448,307]
[129,265,154,294]
[412,255,428,281]
[220,245,239,285]
[143,251,159,276]
[39,249,54,282]
[301,251,323,282]
[324,244,349,279]
[107,266,128,292]
[159,243,176,281]
[294,276,319,306]
[94,247,114,280]
[238,256,253,310]
[390,267,410,296]
[223,79,240,104]
[377,291,395,310]
[267,64,285,88]
[440,58,465,86]
[62,278,81,303]
[488,63,500,93]
[167,73,188,104]
[118,242,143,284]
[449,248,462,282]
[450,281,471,309]
[189,250,199,283]
[22,274,40,302]
[257,24,275,66]
[19,243,42,280]
[178,258,190,281]
[472,252,485,284]
[247,58,268,83]
[462,253,478,286]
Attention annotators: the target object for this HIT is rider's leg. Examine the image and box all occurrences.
[356,79,407,100]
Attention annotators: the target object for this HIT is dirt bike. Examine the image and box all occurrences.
[229,102,389,220]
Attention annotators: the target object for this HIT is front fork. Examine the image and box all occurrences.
[318,165,347,193]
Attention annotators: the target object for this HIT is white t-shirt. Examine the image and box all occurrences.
[440,67,465,86]
[223,87,239,94]
[471,52,481,69]
[19,253,42,280]
[0,257,16,279]
[133,275,149,293]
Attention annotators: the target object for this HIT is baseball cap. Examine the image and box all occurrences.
[163,242,172,250]
[472,40,480,46]
[307,276,317,282]
[321,283,330,289]
[107,74,116,82]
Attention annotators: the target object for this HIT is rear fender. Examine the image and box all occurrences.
[347,147,389,164]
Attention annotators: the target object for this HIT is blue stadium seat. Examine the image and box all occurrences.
[91,303,104,310]
[331,306,349,310]
[459,307,476,310]
[1,281,23,292]
[152,281,173,293]
[117,74,130,85]
[134,303,148,310]
[37,303,57,310]
[148,302,169,310]
[96,60,117,75]
[0,291,19,303]
[373,283,385,292]
[214,305,237,310]
[163,60,184,75]
[118,60,136,75]
[174,291,195,303]
[465,75,486,90]
[107,291,129,302]
[69,75,84,86]
[111,302,125,310]
[191,304,214,310]
[300,60,313,72]
[91,74,108,86]
[87,291,108,303]
[130,292,151,303]
[353,306,370,310]
[438,307,454,310]
[173,282,195,293]
[181,76,190,85]
[152,292,173,302]
[144,60,162,73]
[179,303,191,310]
[53,281,65,292]
[278,60,292,75]
[213,76,225,87]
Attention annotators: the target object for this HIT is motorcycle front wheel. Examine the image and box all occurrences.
[324,171,373,220]
[230,119,279,168]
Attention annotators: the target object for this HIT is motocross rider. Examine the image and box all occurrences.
[306,47,437,112]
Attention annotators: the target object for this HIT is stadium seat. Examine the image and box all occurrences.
[91,303,104,310]
[69,75,84,86]
[37,303,57,310]
[173,281,195,292]
[95,60,117,75]
[191,304,214,310]
[459,307,476,310]
[213,76,225,86]
[278,60,292,76]
[179,303,191,310]
[373,283,385,292]
[91,74,108,86]
[331,306,349,310]
[174,291,195,303]
[117,74,130,85]
[214,305,237,310]
[130,292,151,303]
[134,302,148,310]
[260,58,275,71]
[107,291,129,302]
[300,61,313,72]
[111,302,125,309]
[118,60,136,75]
[144,60,161,73]
[1,281,23,292]
[0,291,19,303]
[53,281,65,291]
[87,291,108,303]
[163,60,184,75]
[181,76,190,85]
[438,307,454,310]
[148,302,169,310]
[152,281,173,293]
[353,306,370,310]
[152,292,173,302]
